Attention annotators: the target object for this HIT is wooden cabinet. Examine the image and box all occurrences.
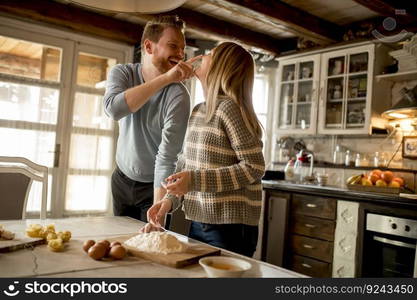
[274,42,393,135]
[262,190,290,267]
[287,193,337,277]
[275,55,320,135]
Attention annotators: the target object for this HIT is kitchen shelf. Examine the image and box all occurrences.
[327,74,345,79]
[376,70,417,82]
[348,71,368,76]
[347,97,366,102]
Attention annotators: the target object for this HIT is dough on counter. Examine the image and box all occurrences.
[124,232,187,254]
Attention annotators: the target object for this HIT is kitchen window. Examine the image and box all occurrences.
[0,16,132,217]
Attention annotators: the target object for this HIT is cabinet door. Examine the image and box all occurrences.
[263,191,290,267]
[275,55,320,134]
[318,45,375,135]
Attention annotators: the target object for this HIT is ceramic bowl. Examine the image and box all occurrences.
[199,256,252,278]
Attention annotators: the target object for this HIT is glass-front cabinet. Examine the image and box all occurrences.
[318,45,374,134]
[275,55,320,134]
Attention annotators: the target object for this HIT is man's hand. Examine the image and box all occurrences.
[147,198,173,227]
[165,55,202,83]
[165,171,191,197]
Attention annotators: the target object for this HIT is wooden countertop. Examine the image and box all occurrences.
[0,216,304,278]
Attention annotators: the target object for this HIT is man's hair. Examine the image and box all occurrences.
[141,15,185,50]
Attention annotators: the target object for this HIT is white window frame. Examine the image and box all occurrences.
[0,15,133,217]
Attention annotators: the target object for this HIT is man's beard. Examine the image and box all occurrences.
[152,56,173,74]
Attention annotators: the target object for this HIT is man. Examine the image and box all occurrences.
[104,15,198,223]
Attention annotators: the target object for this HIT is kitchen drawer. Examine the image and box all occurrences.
[291,194,336,220]
[290,254,332,277]
[290,214,335,241]
[290,234,333,263]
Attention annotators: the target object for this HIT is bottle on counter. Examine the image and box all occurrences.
[345,150,351,166]
[294,151,308,183]
[333,145,343,165]
[284,158,295,181]
[355,153,361,167]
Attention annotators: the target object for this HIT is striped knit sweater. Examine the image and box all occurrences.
[169,97,265,226]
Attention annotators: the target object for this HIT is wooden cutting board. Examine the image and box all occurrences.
[111,234,221,268]
[0,234,45,253]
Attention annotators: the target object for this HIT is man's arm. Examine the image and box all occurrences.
[104,61,194,121]
[153,88,190,203]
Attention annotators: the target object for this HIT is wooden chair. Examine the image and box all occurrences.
[0,156,48,219]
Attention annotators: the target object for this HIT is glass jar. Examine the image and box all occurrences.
[284,159,295,181]
[345,150,351,166]
[333,145,343,165]
[355,153,361,167]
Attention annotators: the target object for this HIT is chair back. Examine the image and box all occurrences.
[0,156,48,219]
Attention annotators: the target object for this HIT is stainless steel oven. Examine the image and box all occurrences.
[362,213,417,277]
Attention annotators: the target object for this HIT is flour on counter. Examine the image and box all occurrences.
[124,232,187,254]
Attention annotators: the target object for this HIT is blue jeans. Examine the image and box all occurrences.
[189,222,258,257]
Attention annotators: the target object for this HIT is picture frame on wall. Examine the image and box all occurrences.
[402,136,417,159]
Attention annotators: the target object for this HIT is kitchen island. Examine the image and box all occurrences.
[0,216,304,278]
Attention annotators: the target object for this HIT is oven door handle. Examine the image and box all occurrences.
[373,236,416,249]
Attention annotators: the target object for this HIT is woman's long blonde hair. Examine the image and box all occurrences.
[204,42,263,138]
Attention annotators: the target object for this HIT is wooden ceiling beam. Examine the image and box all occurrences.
[136,7,297,55]
[219,0,344,44]
[0,0,142,44]
[353,0,417,24]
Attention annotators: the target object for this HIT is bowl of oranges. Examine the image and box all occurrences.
[346,169,405,194]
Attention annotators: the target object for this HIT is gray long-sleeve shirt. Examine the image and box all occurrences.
[103,63,190,188]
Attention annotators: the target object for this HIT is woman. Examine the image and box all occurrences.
[147,42,265,257]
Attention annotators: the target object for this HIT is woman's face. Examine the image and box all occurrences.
[195,50,213,83]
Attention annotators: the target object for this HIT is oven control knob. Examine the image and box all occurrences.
[405,225,410,232]
[391,223,397,230]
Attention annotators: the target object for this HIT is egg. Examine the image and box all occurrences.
[110,241,121,248]
[109,245,126,260]
[88,244,107,260]
[83,240,96,253]
[97,240,110,248]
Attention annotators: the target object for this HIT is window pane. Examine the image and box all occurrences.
[253,77,268,114]
[73,92,113,129]
[68,134,113,170]
[0,128,55,166]
[0,82,59,124]
[26,175,52,213]
[194,80,205,105]
[77,52,116,88]
[0,35,61,81]
[65,175,109,211]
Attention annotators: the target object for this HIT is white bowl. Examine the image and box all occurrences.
[199,256,252,278]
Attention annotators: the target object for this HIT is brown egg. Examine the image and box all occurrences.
[109,245,126,260]
[83,240,96,253]
[88,244,107,260]
[110,241,121,248]
[97,240,110,248]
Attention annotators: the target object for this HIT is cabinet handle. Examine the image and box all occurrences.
[301,263,312,268]
[303,244,314,249]
[304,223,316,228]
[306,203,317,208]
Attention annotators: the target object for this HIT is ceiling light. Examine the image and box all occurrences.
[69,0,187,13]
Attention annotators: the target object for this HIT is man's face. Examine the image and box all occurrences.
[150,27,185,74]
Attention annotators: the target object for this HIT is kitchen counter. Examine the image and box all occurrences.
[0,216,304,278]
[263,180,417,208]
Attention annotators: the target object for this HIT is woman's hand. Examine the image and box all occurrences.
[146,198,172,227]
[139,223,166,233]
[165,171,191,197]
